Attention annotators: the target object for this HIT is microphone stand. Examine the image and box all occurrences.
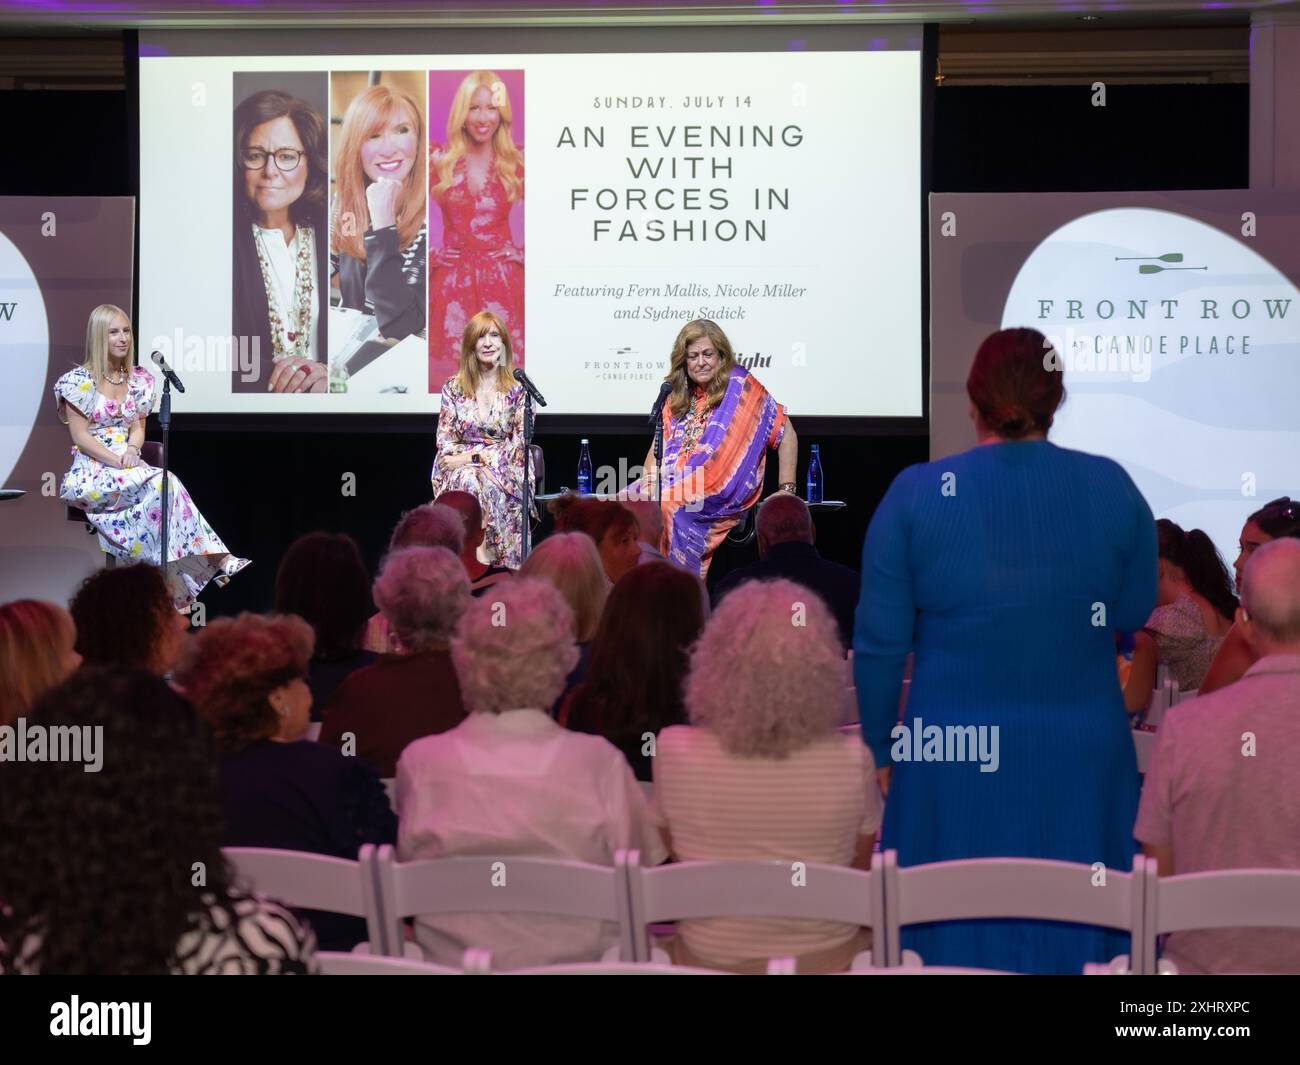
[520,389,534,564]
[652,410,663,505]
[159,374,172,578]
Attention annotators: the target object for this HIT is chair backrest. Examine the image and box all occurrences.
[140,440,164,467]
[529,444,545,490]
[1172,687,1199,706]
[507,960,733,975]
[374,845,635,960]
[882,850,1145,971]
[625,852,884,964]
[1144,681,1174,729]
[1133,728,1156,774]
[317,950,462,975]
[223,845,384,954]
[1141,857,1300,974]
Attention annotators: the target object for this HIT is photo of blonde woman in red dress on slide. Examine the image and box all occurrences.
[428,70,524,393]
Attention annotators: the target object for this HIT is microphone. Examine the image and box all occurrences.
[151,350,187,393]
[648,380,672,427]
[513,367,547,407]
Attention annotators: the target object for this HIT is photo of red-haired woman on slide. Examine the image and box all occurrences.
[428,70,525,393]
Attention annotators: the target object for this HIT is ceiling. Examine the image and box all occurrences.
[0,0,1279,88]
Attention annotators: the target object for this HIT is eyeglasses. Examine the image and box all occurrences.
[241,148,305,172]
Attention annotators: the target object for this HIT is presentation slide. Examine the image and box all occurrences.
[138,34,922,418]
[928,190,1300,570]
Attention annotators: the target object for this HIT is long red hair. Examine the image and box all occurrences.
[332,85,427,261]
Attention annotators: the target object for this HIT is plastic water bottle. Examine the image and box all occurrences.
[806,443,823,503]
[577,439,593,495]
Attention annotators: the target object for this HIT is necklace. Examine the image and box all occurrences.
[105,366,128,385]
[254,223,314,360]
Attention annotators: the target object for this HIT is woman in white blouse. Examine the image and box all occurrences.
[232,89,328,394]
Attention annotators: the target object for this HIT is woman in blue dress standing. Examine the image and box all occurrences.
[854,327,1156,974]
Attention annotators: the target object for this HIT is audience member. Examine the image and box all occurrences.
[655,579,881,973]
[174,612,396,950]
[362,503,465,652]
[275,531,377,717]
[520,531,609,713]
[0,599,81,726]
[712,494,860,649]
[396,578,665,969]
[563,561,706,780]
[1135,538,1300,974]
[321,547,469,776]
[625,499,666,565]
[69,563,189,675]
[854,326,1156,975]
[1201,496,1300,694]
[1123,519,1236,711]
[550,492,641,584]
[437,489,515,595]
[0,668,317,973]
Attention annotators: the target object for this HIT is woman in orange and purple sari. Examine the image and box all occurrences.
[636,319,798,578]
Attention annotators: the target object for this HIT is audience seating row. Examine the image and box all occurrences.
[224,846,1300,974]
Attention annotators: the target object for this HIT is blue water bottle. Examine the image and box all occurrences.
[806,443,823,503]
[577,438,593,495]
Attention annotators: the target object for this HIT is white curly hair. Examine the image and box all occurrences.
[373,546,470,652]
[451,577,580,715]
[685,578,844,757]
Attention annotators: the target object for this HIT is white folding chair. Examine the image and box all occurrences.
[317,951,463,975]
[1172,688,1199,706]
[639,781,655,803]
[1144,683,1173,729]
[1133,728,1156,774]
[507,960,733,975]
[842,965,1014,975]
[381,778,398,813]
[1140,856,1300,974]
[223,844,385,954]
[374,845,636,961]
[881,849,1145,973]
[625,851,884,967]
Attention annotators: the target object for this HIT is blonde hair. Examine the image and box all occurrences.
[70,304,135,412]
[431,71,522,205]
[519,532,609,643]
[332,84,427,262]
[454,310,517,395]
[665,319,736,420]
[0,600,75,726]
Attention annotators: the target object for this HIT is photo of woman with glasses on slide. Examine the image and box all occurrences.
[232,82,329,394]
[330,81,428,345]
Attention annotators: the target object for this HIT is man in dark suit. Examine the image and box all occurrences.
[711,494,859,649]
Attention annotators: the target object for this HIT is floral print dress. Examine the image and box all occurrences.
[429,376,535,568]
[54,365,248,607]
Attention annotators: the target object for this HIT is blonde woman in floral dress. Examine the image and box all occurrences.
[54,305,249,608]
[430,310,534,568]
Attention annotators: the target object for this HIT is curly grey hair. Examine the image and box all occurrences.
[451,577,579,715]
[373,547,470,653]
[685,578,843,757]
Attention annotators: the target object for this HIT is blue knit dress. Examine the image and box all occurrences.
[853,440,1156,974]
